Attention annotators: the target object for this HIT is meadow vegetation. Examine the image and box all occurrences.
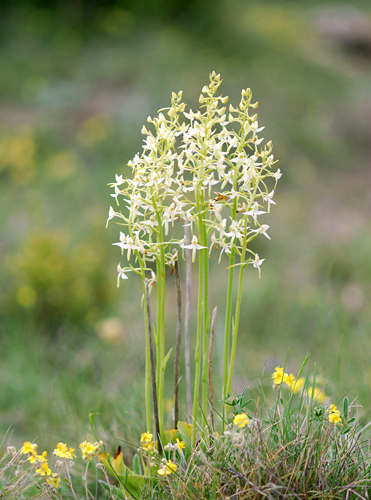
[0,0,371,498]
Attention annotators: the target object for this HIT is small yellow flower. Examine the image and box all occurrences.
[29,451,47,464]
[21,442,38,455]
[53,442,76,459]
[157,459,177,476]
[140,431,153,444]
[328,404,341,424]
[272,366,285,386]
[36,461,51,476]
[79,441,98,460]
[46,473,60,488]
[308,387,326,405]
[140,431,155,452]
[284,373,296,390]
[233,412,249,428]
[175,438,185,451]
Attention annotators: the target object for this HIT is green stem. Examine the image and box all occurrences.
[201,220,209,425]
[222,191,237,432]
[156,240,166,440]
[222,249,235,430]
[136,254,152,433]
[227,217,248,395]
[192,248,204,445]
[143,280,152,433]
[144,279,162,453]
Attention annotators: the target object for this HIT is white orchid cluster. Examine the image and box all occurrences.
[107,72,281,285]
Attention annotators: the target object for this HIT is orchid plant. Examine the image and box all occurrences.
[107,72,281,448]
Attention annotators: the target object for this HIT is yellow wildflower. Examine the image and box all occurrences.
[293,377,305,393]
[272,366,285,386]
[21,442,38,455]
[140,431,155,452]
[328,404,341,424]
[157,459,177,476]
[36,461,51,476]
[233,412,249,428]
[308,387,326,405]
[79,441,98,460]
[29,451,47,464]
[140,431,153,444]
[284,373,296,390]
[53,442,76,459]
[175,438,185,451]
[46,473,61,489]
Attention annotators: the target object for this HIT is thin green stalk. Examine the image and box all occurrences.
[156,245,166,440]
[138,257,151,433]
[184,221,192,418]
[208,306,217,431]
[153,202,166,440]
[143,282,152,433]
[201,220,209,425]
[227,217,248,395]
[192,159,206,443]
[192,252,203,445]
[222,250,234,432]
[223,252,235,393]
[144,278,162,453]
[173,259,182,428]
[222,196,237,431]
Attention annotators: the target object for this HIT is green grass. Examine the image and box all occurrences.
[3,365,371,499]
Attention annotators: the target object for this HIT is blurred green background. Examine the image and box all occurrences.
[1,0,370,452]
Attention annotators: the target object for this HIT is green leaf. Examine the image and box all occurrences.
[241,386,249,399]
[132,454,142,475]
[177,420,193,458]
[177,421,192,443]
[343,397,349,419]
[161,348,173,372]
[88,411,101,442]
[99,481,125,498]
[100,450,147,499]
[241,399,253,409]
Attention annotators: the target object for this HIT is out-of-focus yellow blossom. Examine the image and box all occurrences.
[233,413,249,428]
[293,377,306,393]
[77,114,113,147]
[284,373,296,390]
[175,438,185,451]
[328,404,341,424]
[79,441,99,460]
[53,442,76,459]
[140,431,155,452]
[21,442,37,455]
[272,366,296,390]
[28,451,47,464]
[272,366,285,386]
[46,473,61,488]
[157,459,177,476]
[36,461,51,476]
[140,431,153,443]
[308,387,326,405]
